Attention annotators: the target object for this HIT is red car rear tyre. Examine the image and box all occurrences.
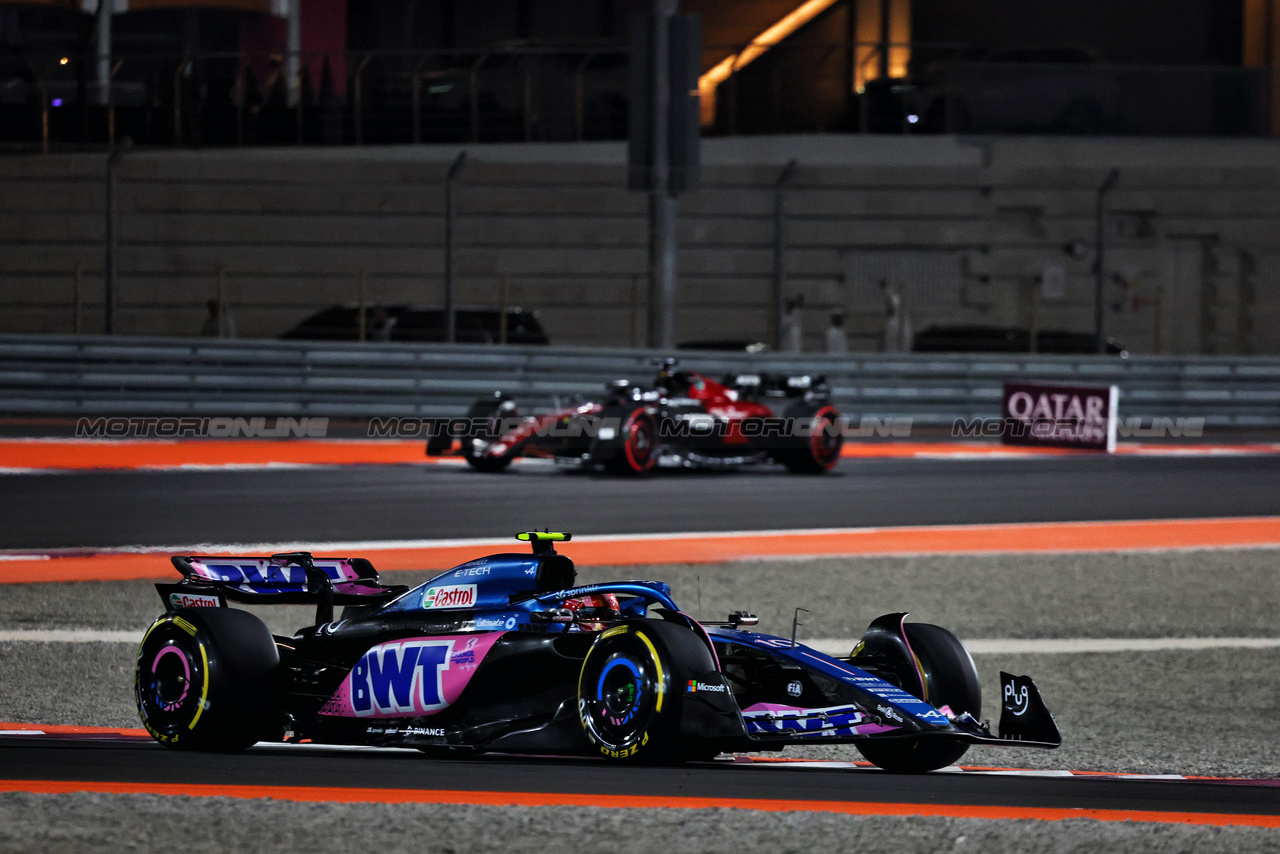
[778,404,842,473]
[607,408,659,474]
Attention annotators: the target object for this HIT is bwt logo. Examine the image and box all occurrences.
[351,640,453,717]
[423,584,477,609]
[196,562,347,585]
[743,705,867,736]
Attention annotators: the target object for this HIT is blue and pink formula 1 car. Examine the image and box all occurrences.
[136,532,1060,772]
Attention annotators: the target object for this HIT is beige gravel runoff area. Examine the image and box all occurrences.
[1,793,1279,854]
[0,548,1278,852]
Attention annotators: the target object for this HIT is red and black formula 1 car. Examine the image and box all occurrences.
[135,532,1060,772]
[430,361,844,474]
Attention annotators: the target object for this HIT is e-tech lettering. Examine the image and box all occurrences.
[451,562,492,578]
[350,640,453,716]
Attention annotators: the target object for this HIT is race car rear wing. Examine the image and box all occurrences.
[158,552,408,625]
[725,372,830,401]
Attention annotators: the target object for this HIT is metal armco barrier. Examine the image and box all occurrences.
[0,334,1276,427]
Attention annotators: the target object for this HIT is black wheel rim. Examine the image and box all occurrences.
[583,648,655,749]
[624,414,655,471]
[137,629,204,739]
[809,411,841,467]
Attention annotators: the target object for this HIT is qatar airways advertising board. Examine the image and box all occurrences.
[1000,382,1120,452]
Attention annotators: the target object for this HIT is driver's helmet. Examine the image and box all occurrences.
[605,378,637,405]
[562,593,621,624]
[656,364,693,395]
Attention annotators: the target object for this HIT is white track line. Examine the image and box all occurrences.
[4,629,1280,655]
[804,637,1280,656]
[0,629,144,643]
[0,732,1237,782]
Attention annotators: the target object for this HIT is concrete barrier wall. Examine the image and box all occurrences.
[2,135,1279,354]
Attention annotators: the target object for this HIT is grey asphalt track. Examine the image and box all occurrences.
[2,738,1278,816]
[2,454,1279,846]
[1,454,1277,549]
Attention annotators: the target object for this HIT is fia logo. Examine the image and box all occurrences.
[786,680,803,698]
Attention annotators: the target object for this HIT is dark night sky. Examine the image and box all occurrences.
[1,0,1248,67]
[911,0,1242,65]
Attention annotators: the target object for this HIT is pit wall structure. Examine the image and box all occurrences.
[2,134,1279,355]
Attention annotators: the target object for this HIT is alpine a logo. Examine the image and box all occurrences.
[687,679,727,694]
[351,640,454,717]
[423,584,477,609]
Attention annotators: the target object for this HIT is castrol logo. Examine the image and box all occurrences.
[169,592,220,609]
[423,584,477,610]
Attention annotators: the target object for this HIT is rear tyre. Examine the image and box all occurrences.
[854,623,981,773]
[135,608,281,751]
[603,408,659,475]
[577,621,712,763]
[776,404,842,473]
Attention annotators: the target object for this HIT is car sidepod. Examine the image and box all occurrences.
[291,624,598,754]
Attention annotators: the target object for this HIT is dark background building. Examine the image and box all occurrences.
[4,0,1280,147]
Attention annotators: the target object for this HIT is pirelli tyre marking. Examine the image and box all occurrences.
[136,615,212,744]
[577,626,668,757]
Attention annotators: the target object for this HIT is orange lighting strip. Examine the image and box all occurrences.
[698,0,842,124]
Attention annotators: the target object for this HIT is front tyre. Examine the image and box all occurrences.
[577,622,712,763]
[461,392,520,472]
[855,623,981,773]
[464,449,516,473]
[135,608,281,751]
